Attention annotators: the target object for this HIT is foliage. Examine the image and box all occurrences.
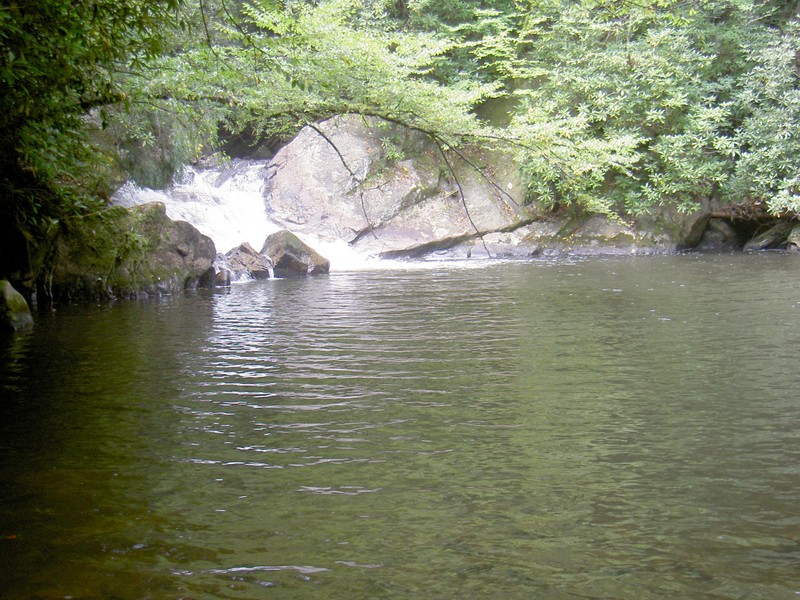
[727,22,800,214]
[164,0,496,141]
[502,1,800,215]
[0,0,185,280]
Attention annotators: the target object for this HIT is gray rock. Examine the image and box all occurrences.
[508,215,657,257]
[263,115,532,258]
[225,242,274,279]
[261,230,330,277]
[743,220,794,251]
[695,218,740,252]
[787,223,800,251]
[1,279,34,332]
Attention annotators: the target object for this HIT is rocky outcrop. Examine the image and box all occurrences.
[1,279,34,332]
[262,115,728,259]
[421,214,677,260]
[263,115,535,259]
[262,115,800,259]
[520,215,667,257]
[46,202,215,302]
[103,116,798,265]
[261,230,330,277]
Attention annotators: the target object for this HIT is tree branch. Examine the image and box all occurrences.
[303,120,380,243]
[430,136,492,258]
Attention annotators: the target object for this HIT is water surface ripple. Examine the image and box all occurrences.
[1,255,799,598]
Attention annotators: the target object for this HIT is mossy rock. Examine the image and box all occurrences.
[46,202,216,302]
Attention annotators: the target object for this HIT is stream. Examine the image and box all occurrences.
[1,255,799,598]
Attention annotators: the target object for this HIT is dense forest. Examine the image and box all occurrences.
[2,0,800,285]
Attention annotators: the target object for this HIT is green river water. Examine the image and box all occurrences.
[1,255,799,599]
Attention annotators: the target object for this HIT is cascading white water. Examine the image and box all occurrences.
[112,159,388,271]
[113,159,277,254]
[111,159,490,272]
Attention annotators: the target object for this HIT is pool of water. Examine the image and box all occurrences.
[1,254,799,598]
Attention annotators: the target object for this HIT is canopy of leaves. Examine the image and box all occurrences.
[114,0,500,161]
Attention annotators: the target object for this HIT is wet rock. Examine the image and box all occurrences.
[260,230,329,277]
[212,253,233,287]
[47,202,216,302]
[225,242,274,279]
[1,279,34,332]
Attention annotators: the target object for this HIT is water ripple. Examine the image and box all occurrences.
[5,257,800,599]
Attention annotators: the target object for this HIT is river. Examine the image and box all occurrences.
[1,255,799,598]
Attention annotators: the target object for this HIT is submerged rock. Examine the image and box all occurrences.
[261,230,329,277]
[46,202,216,302]
[1,279,34,332]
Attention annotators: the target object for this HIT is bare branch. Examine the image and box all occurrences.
[303,120,380,243]
[431,136,491,258]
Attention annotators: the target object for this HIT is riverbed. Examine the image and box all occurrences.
[1,255,799,598]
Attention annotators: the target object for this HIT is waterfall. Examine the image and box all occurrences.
[111,159,380,270]
[111,159,491,272]
[113,159,277,254]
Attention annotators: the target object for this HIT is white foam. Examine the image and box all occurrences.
[113,160,277,253]
[112,160,496,271]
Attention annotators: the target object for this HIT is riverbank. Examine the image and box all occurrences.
[4,117,800,329]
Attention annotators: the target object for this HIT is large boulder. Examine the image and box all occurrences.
[261,230,330,277]
[47,202,216,302]
[263,115,534,258]
[1,279,34,332]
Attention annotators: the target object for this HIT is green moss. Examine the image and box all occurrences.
[46,202,214,302]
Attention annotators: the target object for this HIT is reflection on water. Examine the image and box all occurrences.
[1,255,799,598]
